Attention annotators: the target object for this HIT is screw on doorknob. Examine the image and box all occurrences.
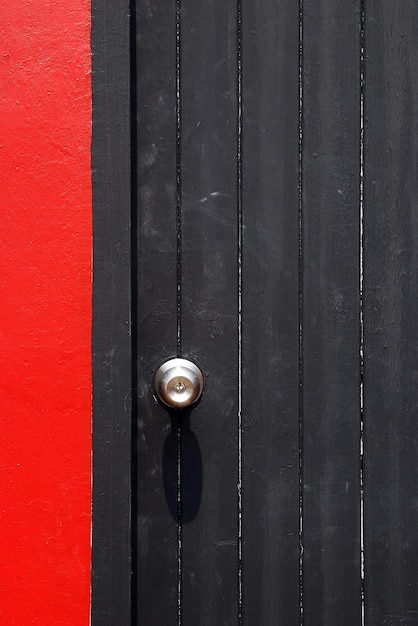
[153,358,204,409]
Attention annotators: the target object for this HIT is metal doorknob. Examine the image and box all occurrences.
[154,358,204,409]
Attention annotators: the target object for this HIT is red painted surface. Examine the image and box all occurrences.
[0,1,92,623]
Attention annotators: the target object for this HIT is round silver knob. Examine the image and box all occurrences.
[154,358,204,409]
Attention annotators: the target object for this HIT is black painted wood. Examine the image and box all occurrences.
[180,0,239,623]
[135,0,179,623]
[241,1,300,624]
[364,3,418,623]
[91,0,132,623]
[302,2,362,624]
[92,1,418,623]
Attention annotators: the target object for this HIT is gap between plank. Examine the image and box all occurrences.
[298,1,304,624]
[237,0,243,622]
[177,415,182,626]
[175,0,183,623]
[176,0,182,358]
[359,2,366,624]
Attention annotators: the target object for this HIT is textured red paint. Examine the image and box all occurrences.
[0,1,92,623]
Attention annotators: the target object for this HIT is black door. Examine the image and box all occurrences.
[92,1,418,624]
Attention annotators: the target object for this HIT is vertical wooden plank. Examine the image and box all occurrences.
[302,2,361,624]
[180,0,239,623]
[241,1,300,624]
[91,0,132,622]
[135,0,179,623]
[364,4,418,622]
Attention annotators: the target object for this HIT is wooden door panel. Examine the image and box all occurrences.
[364,2,418,621]
[181,0,239,623]
[92,0,418,623]
[303,2,362,624]
[241,1,300,623]
[136,1,179,622]
[91,0,133,622]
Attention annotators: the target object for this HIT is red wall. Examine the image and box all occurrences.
[0,1,92,623]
